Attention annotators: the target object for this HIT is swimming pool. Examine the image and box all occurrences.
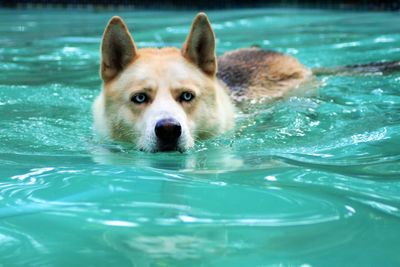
[0,8,399,267]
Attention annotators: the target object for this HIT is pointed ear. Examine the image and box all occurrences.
[182,13,217,76]
[101,16,137,82]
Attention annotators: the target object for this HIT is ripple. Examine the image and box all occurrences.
[350,197,400,217]
[119,234,218,260]
[87,219,139,227]
[0,8,400,266]
[333,41,361,49]
[374,36,395,43]
[11,167,55,181]
[168,213,342,227]
[0,226,49,266]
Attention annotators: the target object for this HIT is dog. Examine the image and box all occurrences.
[94,12,399,152]
[93,12,313,152]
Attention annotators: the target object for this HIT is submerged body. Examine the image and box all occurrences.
[93,13,311,152]
[218,48,312,101]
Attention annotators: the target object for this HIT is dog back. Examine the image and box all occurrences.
[217,48,312,101]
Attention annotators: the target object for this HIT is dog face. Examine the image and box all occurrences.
[93,13,234,152]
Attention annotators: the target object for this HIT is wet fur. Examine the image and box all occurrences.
[93,13,311,152]
[217,48,311,101]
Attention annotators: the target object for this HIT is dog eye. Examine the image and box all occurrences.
[180,91,195,102]
[131,93,149,104]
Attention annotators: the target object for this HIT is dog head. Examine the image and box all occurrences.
[94,13,234,152]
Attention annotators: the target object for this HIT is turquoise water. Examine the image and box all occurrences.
[1,8,400,267]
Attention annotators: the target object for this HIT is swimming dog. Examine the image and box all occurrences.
[92,13,327,152]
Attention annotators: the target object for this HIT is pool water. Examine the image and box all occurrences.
[1,8,400,267]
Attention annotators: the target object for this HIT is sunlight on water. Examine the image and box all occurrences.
[0,8,400,267]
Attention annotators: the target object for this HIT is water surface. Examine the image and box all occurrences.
[0,8,400,267]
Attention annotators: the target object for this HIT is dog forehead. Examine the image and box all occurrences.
[108,48,209,94]
[141,54,197,76]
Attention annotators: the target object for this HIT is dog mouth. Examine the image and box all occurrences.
[157,143,178,152]
[138,118,193,153]
[154,141,184,153]
[137,133,190,153]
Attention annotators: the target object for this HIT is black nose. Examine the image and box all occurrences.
[155,118,182,148]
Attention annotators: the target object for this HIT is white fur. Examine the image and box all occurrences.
[94,14,235,152]
[92,55,232,152]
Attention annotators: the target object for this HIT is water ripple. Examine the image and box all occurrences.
[1,8,400,266]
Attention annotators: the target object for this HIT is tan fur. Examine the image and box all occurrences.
[181,14,217,76]
[93,13,311,152]
[101,16,138,82]
[217,48,312,101]
[101,48,233,141]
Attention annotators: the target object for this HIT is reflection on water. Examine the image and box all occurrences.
[0,7,400,267]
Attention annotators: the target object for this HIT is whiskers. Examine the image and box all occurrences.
[193,129,218,139]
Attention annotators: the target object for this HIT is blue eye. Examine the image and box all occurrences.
[131,93,148,104]
[180,91,195,102]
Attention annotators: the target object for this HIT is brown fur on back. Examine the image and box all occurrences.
[217,48,312,101]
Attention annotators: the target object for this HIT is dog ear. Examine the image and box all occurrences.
[182,13,217,76]
[101,16,137,82]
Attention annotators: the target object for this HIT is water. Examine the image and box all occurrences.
[1,8,400,267]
